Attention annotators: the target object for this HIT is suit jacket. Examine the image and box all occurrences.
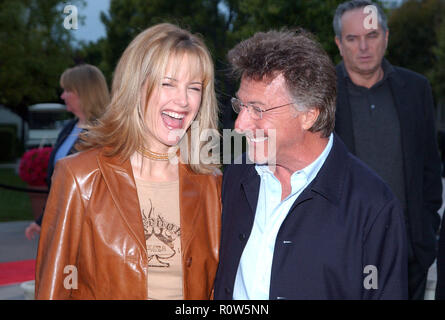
[214,135,408,299]
[335,61,442,272]
[36,118,80,226]
[35,147,222,299]
[46,118,80,186]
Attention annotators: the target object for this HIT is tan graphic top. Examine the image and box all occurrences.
[134,177,183,300]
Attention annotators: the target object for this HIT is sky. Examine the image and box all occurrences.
[68,0,110,43]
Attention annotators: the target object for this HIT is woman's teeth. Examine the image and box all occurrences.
[249,136,268,143]
[162,111,185,119]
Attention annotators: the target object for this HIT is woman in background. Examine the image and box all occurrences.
[35,23,221,299]
[25,64,110,239]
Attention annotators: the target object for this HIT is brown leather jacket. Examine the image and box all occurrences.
[35,148,221,299]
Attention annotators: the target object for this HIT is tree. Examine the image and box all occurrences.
[430,17,445,107]
[0,0,84,123]
[100,0,233,78]
[74,38,109,86]
[228,0,348,63]
[387,0,445,81]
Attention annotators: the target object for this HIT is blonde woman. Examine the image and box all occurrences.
[35,23,221,300]
[25,64,109,239]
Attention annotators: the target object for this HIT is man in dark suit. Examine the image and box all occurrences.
[333,0,442,300]
[214,28,408,299]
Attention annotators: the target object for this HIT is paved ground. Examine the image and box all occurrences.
[0,221,39,263]
[0,220,38,300]
[0,162,19,170]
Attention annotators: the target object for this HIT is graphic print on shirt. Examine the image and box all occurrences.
[141,200,181,268]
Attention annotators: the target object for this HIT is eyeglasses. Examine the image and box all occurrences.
[231,97,295,120]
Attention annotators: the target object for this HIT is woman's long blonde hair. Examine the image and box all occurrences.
[60,64,110,123]
[79,23,220,174]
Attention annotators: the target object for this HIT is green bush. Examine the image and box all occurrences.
[0,168,33,221]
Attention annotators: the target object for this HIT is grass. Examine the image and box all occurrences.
[0,168,34,222]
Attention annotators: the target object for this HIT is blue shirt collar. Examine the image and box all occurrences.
[255,133,333,195]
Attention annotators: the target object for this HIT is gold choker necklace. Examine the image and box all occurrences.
[139,148,169,161]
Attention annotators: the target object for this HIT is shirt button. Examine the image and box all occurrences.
[186,257,192,267]
[239,233,246,241]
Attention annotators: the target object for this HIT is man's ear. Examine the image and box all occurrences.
[335,36,343,56]
[301,108,320,131]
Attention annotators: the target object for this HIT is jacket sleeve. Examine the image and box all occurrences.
[436,214,445,300]
[35,159,85,299]
[362,198,408,299]
[421,80,442,238]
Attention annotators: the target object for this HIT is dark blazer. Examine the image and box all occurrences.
[36,118,79,226]
[214,135,408,299]
[335,62,442,273]
[45,118,79,186]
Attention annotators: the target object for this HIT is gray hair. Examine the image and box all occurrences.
[333,0,388,39]
[228,29,337,138]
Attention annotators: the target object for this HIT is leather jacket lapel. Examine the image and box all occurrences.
[96,151,147,256]
[178,163,203,254]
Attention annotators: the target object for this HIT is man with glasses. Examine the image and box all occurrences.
[333,0,442,300]
[214,29,408,299]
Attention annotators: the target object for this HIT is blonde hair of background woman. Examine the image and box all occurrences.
[60,64,110,123]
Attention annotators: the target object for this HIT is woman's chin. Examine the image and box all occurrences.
[162,127,184,144]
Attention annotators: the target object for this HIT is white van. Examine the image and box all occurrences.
[26,103,71,149]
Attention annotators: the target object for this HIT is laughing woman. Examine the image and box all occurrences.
[35,23,221,300]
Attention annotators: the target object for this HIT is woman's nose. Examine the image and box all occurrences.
[173,87,188,107]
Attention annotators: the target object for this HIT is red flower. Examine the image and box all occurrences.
[18,147,53,186]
